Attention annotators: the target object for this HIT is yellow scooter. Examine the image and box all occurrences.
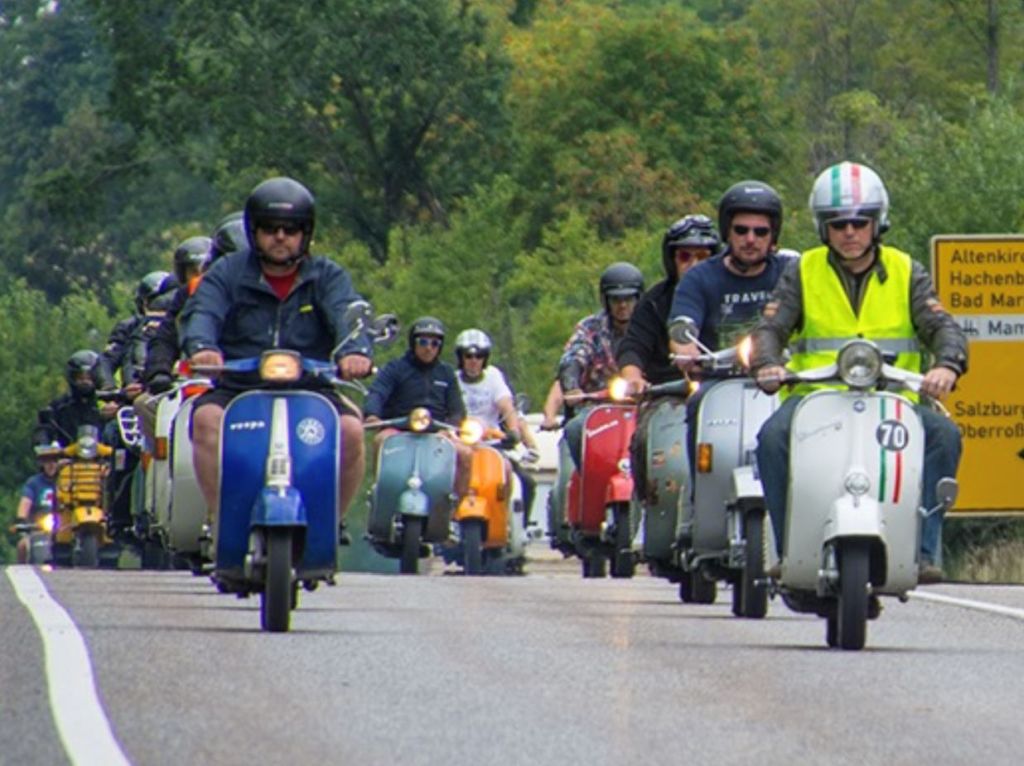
[52,425,118,568]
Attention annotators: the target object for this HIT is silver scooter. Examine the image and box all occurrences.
[768,339,958,650]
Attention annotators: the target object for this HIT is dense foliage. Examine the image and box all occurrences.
[3,0,1024,559]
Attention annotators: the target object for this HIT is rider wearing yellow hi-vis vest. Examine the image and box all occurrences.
[750,161,968,584]
[784,244,920,401]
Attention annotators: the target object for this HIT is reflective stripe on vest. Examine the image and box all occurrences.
[786,245,921,401]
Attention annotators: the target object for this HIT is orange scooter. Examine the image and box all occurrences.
[447,422,526,575]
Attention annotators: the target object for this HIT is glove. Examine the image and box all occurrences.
[522,448,541,466]
[147,373,174,395]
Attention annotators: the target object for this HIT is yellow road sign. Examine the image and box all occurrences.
[931,235,1024,512]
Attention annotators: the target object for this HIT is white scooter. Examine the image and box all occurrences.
[769,339,958,650]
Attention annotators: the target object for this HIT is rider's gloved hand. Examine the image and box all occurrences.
[523,448,541,465]
[147,373,174,395]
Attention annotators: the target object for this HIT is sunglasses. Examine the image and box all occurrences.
[415,336,443,349]
[462,352,486,360]
[673,248,711,264]
[732,224,772,238]
[257,222,303,236]
[827,218,871,232]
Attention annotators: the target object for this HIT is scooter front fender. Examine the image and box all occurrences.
[251,486,308,527]
[605,472,633,504]
[455,494,489,521]
[399,489,430,518]
[825,495,883,541]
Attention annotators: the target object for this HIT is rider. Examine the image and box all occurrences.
[363,317,471,495]
[558,262,644,470]
[618,215,720,500]
[751,161,968,585]
[35,350,114,447]
[181,177,374,532]
[13,443,61,564]
[453,328,540,523]
[667,181,794,478]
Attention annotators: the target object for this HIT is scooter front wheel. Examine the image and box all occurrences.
[732,509,768,619]
[836,540,870,650]
[74,529,100,568]
[461,519,484,576]
[261,528,293,633]
[400,517,423,575]
[610,503,635,579]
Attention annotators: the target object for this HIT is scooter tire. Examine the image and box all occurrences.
[680,569,717,604]
[400,517,423,575]
[261,528,292,633]
[610,504,636,579]
[836,540,869,650]
[74,531,100,568]
[732,509,768,619]
[462,519,484,576]
[582,555,607,579]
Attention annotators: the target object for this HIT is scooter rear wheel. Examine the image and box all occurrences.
[400,517,423,575]
[680,568,717,604]
[261,528,292,633]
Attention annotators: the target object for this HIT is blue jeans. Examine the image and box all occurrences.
[756,395,962,564]
[562,406,593,471]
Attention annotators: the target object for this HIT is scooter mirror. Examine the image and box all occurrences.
[373,314,400,346]
[515,392,530,414]
[668,316,700,345]
[935,477,959,510]
[342,300,373,328]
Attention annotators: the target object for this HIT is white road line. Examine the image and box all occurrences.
[909,589,1024,621]
[5,567,131,766]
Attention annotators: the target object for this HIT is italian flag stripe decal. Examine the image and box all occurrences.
[892,399,903,504]
[878,398,887,502]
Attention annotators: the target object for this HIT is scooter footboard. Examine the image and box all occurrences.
[218,390,340,573]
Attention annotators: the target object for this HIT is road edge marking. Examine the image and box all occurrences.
[908,589,1024,621]
[5,567,131,766]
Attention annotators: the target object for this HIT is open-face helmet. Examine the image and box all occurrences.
[809,161,890,242]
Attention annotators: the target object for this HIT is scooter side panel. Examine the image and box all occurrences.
[574,404,636,534]
[368,432,456,543]
[692,379,776,553]
[642,398,688,562]
[168,397,208,552]
[785,391,924,591]
[218,390,340,573]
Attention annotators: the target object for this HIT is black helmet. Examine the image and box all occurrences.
[599,262,644,310]
[172,236,212,283]
[661,214,720,280]
[209,211,247,265]
[454,328,492,368]
[244,177,315,256]
[408,316,446,351]
[135,270,172,314]
[65,349,101,396]
[717,180,783,244]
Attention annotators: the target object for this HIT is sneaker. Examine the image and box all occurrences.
[337,523,352,546]
[868,594,883,620]
[918,561,943,585]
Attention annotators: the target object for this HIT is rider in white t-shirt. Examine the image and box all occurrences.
[454,329,539,524]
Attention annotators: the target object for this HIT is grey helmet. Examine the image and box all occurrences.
[809,161,890,242]
[454,328,492,368]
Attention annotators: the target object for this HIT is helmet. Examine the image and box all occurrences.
[172,236,212,283]
[243,177,315,256]
[34,441,62,461]
[65,349,101,396]
[599,262,644,310]
[408,316,446,351]
[209,211,247,265]
[809,161,890,242]
[661,214,720,280]
[717,180,784,243]
[135,270,172,314]
[454,328,492,367]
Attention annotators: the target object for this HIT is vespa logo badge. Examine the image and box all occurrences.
[876,419,910,451]
[229,419,266,431]
[296,418,325,446]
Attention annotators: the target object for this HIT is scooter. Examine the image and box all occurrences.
[667,318,778,617]
[441,423,527,575]
[564,383,638,579]
[365,408,461,575]
[51,425,119,568]
[11,513,55,565]
[769,339,958,650]
[197,301,396,632]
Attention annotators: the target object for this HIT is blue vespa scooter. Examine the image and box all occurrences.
[198,302,396,632]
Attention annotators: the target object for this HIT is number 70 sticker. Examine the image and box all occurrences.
[876,419,910,451]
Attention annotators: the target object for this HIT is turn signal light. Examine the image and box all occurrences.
[697,443,713,474]
[154,437,169,461]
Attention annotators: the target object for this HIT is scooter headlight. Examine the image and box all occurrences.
[38,514,55,533]
[844,471,871,497]
[836,341,882,389]
[607,377,631,402]
[259,350,302,382]
[736,336,753,369]
[409,407,432,432]
[459,417,484,445]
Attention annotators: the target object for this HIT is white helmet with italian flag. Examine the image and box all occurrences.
[809,161,890,243]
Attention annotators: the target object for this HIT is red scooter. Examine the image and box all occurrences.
[564,382,638,578]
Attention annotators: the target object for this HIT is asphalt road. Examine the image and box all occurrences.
[3,552,1024,766]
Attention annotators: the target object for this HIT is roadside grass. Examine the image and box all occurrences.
[944,516,1024,584]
